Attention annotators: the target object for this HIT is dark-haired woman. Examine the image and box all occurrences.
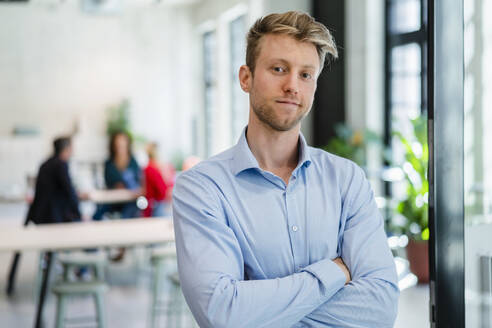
[93,131,142,221]
[104,131,141,216]
[93,131,142,261]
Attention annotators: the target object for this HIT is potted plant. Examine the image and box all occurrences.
[106,99,131,136]
[391,115,429,283]
[322,123,380,167]
[106,99,146,144]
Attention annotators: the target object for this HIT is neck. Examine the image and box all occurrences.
[57,154,68,162]
[115,153,129,168]
[246,118,301,183]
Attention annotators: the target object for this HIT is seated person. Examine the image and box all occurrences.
[93,131,142,261]
[7,136,82,294]
[27,136,81,224]
[93,130,142,221]
[143,142,174,217]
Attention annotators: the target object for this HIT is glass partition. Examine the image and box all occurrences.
[464,0,492,326]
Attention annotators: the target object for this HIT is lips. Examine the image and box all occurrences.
[276,99,301,106]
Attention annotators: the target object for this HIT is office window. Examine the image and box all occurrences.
[203,31,217,157]
[229,15,248,143]
[385,0,427,188]
[389,0,421,34]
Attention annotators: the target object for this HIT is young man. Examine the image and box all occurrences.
[173,11,399,328]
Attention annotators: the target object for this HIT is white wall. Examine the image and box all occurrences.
[0,0,376,194]
[0,1,194,191]
[0,0,315,196]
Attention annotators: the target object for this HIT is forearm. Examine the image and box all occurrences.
[294,277,399,328]
[179,258,347,328]
[174,170,346,327]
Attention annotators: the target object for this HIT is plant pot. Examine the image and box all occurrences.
[405,239,429,283]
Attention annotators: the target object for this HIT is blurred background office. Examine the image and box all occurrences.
[1,0,490,327]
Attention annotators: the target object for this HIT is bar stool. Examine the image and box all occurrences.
[149,244,177,328]
[52,280,108,328]
[57,251,107,281]
[166,272,185,328]
[34,251,107,303]
[51,251,109,328]
[149,244,198,328]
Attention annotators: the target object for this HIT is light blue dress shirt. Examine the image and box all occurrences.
[172,129,399,328]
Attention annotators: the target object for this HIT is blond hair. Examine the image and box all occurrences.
[246,11,338,74]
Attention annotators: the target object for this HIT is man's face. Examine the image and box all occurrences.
[60,144,73,162]
[240,33,320,132]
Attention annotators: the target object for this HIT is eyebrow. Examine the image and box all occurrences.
[269,58,317,70]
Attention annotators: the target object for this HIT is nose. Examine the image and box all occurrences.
[282,72,299,95]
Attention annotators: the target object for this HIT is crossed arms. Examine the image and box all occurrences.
[172,168,399,328]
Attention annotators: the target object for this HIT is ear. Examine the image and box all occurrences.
[239,65,252,93]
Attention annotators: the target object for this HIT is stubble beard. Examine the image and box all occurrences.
[251,93,308,132]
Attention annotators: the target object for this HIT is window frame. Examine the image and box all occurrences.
[384,0,428,147]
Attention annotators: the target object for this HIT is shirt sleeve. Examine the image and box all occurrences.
[172,170,347,328]
[295,164,399,327]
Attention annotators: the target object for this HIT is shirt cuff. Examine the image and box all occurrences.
[301,258,346,299]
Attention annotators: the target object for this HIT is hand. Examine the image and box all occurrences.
[132,188,143,197]
[332,257,351,284]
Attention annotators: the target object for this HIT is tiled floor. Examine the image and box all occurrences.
[0,202,429,328]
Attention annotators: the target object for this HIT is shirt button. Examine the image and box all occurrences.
[292,225,298,232]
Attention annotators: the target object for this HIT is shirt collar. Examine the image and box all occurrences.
[231,126,312,176]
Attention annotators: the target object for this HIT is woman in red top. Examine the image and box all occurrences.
[143,143,174,217]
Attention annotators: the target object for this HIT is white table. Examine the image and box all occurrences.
[87,189,139,205]
[0,217,173,252]
[0,217,174,328]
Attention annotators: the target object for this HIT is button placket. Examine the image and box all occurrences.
[285,188,302,272]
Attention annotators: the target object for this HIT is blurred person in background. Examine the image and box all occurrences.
[93,130,142,261]
[7,136,84,295]
[93,130,142,221]
[27,136,82,224]
[182,155,201,171]
[143,142,174,217]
